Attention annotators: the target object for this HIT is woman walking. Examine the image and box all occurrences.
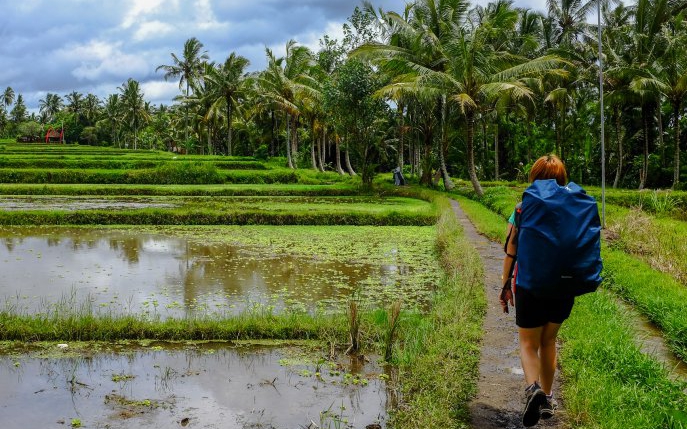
[499,154,602,427]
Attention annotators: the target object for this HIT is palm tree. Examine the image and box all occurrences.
[628,0,671,189]
[633,12,687,189]
[205,52,251,155]
[118,78,150,150]
[547,0,595,47]
[99,94,122,147]
[1,87,15,111]
[10,94,28,123]
[257,40,313,168]
[83,94,102,126]
[39,93,64,123]
[157,37,209,144]
[598,2,634,188]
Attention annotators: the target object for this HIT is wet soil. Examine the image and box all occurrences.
[450,200,564,429]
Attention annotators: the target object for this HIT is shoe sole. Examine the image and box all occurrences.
[541,408,555,420]
[523,389,547,427]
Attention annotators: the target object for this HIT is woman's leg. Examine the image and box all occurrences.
[539,322,562,395]
[518,326,543,386]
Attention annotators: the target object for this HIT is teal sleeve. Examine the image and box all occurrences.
[508,210,516,226]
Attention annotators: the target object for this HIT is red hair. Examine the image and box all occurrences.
[529,154,567,185]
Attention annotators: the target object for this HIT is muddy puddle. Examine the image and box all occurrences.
[0,342,391,429]
[0,227,430,317]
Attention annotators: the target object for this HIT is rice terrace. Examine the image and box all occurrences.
[2,0,687,428]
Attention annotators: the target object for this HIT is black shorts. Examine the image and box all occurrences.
[515,287,575,328]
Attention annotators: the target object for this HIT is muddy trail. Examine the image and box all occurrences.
[450,200,564,429]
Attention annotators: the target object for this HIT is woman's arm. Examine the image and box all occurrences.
[499,222,517,313]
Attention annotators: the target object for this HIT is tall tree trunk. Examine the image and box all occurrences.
[184,81,189,144]
[466,111,484,197]
[344,140,356,176]
[494,121,499,180]
[310,118,318,170]
[291,116,299,168]
[419,128,433,186]
[639,107,649,190]
[335,135,345,175]
[286,113,294,169]
[657,100,665,166]
[439,95,454,190]
[613,107,623,189]
[482,119,488,168]
[207,126,212,155]
[318,128,326,172]
[270,110,276,157]
[397,102,404,169]
[555,109,562,156]
[226,102,233,156]
[673,104,681,189]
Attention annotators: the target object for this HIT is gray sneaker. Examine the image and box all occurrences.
[523,382,547,427]
[540,395,558,420]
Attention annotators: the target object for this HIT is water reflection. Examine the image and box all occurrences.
[0,343,389,429]
[0,227,430,317]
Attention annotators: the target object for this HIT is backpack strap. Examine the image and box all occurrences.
[502,203,522,288]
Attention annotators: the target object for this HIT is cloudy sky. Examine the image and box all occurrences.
[1,0,548,113]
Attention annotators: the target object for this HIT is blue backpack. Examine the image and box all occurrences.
[515,179,603,298]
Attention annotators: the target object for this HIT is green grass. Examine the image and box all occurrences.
[0,166,299,185]
[0,183,359,196]
[390,192,486,428]
[561,290,687,429]
[605,204,687,285]
[0,158,268,170]
[0,196,437,226]
[603,248,687,362]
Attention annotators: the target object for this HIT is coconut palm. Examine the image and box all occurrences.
[99,94,122,147]
[631,12,687,189]
[257,40,313,168]
[1,87,15,111]
[157,37,210,144]
[118,78,150,150]
[627,0,671,189]
[546,0,596,47]
[10,94,27,123]
[83,94,102,126]
[39,93,64,123]
[356,0,473,189]
[205,52,251,155]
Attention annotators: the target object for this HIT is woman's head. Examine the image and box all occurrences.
[529,154,567,185]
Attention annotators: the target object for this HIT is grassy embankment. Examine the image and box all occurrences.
[0,142,486,428]
[453,187,687,428]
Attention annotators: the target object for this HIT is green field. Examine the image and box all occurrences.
[2,142,685,428]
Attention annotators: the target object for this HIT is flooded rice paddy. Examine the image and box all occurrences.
[0,226,439,317]
[0,342,391,429]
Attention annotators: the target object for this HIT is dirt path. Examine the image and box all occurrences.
[450,200,564,429]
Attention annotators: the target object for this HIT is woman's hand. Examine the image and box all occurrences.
[499,285,513,313]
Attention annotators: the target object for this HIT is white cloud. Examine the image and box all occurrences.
[133,20,175,41]
[56,40,149,81]
[193,0,229,31]
[300,20,345,52]
[121,0,170,29]
[141,80,180,103]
